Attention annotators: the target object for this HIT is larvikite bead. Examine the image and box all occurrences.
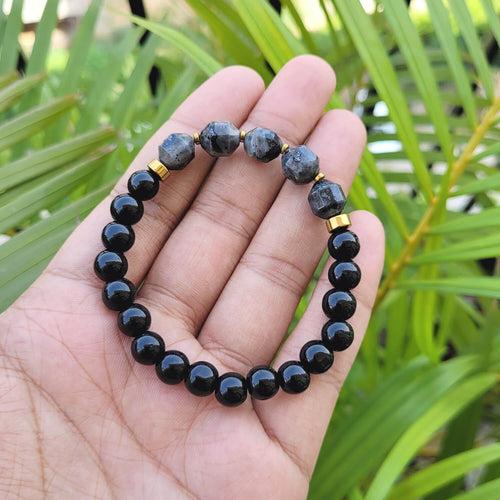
[243,127,282,163]
[199,121,240,157]
[308,179,346,219]
[159,133,195,170]
[281,145,319,184]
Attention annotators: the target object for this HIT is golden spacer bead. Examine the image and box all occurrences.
[192,132,200,144]
[239,130,246,141]
[148,159,170,181]
[281,143,289,154]
[326,214,351,233]
[314,172,325,183]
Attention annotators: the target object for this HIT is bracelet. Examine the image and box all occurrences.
[94,122,361,407]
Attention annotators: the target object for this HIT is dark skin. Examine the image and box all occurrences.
[0,56,384,499]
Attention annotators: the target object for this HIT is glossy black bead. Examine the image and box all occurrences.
[185,361,219,397]
[117,303,151,337]
[322,290,357,321]
[156,350,189,384]
[110,193,144,225]
[328,261,361,290]
[300,341,333,374]
[131,332,165,365]
[321,320,354,352]
[102,222,135,252]
[215,372,248,407]
[247,366,279,400]
[127,170,160,201]
[94,250,127,282]
[102,278,136,311]
[278,361,310,394]
[327,229,360,261]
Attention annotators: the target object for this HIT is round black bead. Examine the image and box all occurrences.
[300,341,333,374]
[131,332,165,365]
[102,222,135,252]
[117,303,151,337]
[321,320,354,352]
[247,366,279,400]
[185,361,219,397]
[328,261,361,290]
[322,290,357,321]
[110,193,144,225]
[215,373,248,407]
[156,350,189,384]
[94,250,127,282]
[127,170,160,201]
[278,361,310,394]
[327,229,360,261]
[102,278,136,311]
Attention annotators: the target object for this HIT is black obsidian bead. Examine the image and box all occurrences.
[110,193,144,225]
[102,222,135,252]
[131,332,165,365]
[300,341,334,374]
[156,350,189,384]
[278,361,310,394]
[247,366,279,400]
[321,320,354,352]
[102,278,136,311]
[322,290,357,321]
[127,170,160,201]
[327,229,360,261]
[185,361,219,397]
[117,303,151,337]
[215,372,248,407]
[94,250,127,282]
[328,261,361,290]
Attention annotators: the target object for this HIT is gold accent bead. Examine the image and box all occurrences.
[314,172,325,183]
[281,143,289,154]
[192,132,200,144]
[239,130,246,141]
[326,214,351,233]
[148,159,170,181]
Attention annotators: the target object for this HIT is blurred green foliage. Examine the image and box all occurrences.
[0,0,499,498]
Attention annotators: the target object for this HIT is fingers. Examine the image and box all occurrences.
[257,211,385,478]
[45,66,265,286]
[198,109,366,371]
[138,56,336,348]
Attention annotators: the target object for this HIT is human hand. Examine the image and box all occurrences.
[0,56,384,499]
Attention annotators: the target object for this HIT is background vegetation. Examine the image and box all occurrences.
[0,0,499,498]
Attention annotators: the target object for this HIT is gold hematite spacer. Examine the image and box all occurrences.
[148,159,170,181]
[326,214,351,233]
[281,143,289,154]
[239,130,246,141]
[314,172,325,183]
[192,132,200,144]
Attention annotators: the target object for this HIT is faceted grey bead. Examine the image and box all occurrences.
[243,127,282,163]
[199,121,240,157]
[159,133,195,170]
[281,145,319,184]
[308,179,346,219]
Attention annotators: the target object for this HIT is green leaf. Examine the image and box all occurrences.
[480,0,500,47]
[365,373,497,500]
[429,207,500,234]
[0,73,45,113]
[389,443,500,499]
[426,0,477,129]
[397,277,500,299]
[333,0,434,201]
[128,15,222,76]
[281,0,318,53]
[453,171,500,196]
[381,0,454,165]
[0,95,78,150]
[0,70,18,89]
[450,478,500,500]
[472,142,500,161]
[0,0,24,75]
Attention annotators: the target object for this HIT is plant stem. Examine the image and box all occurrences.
[375,97,500,309]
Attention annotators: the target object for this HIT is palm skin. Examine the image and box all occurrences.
[0,56,384,499]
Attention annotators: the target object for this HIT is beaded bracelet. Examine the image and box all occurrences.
[94,122,361,407]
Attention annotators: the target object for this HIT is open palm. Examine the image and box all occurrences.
[0,56,384,499]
